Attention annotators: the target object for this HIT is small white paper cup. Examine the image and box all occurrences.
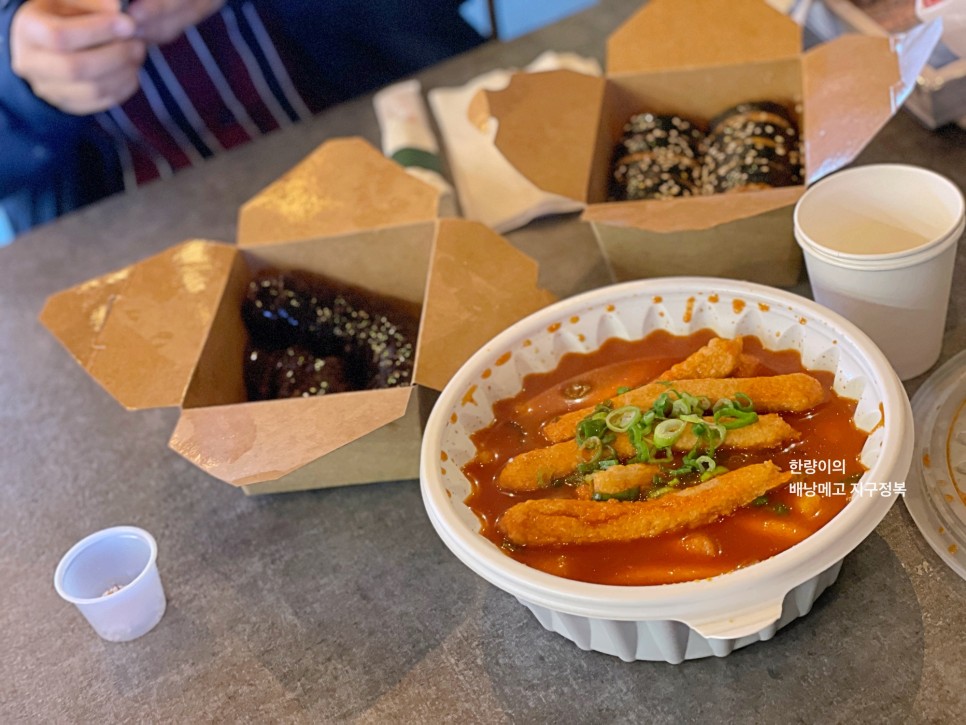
[54,526,166,642]
[794,164,964,380]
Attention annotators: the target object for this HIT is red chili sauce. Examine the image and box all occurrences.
[462,330,868,586]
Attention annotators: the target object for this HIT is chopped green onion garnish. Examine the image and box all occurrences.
[616,386,631,395]
[647,486,674,500]
[649,447,672,463]
[605,405,642,433]
[652,392,672,418]
[671,398,691,417]
[627,425,652,462]
[592,486,640,502]
[694,455,717,473]
[752,495,769,507]
[576,416,607,445]
[714,406,758,430]
[734,392,755,412]
[773,503,791,516]
[653,418,686,448]
[699,465,729,482]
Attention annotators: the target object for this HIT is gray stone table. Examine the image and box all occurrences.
[2,1,965,721]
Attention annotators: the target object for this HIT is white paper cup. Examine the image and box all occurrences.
[54,526,166,642]
[794,164,964,380]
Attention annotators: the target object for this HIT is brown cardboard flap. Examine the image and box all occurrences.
[607,0,800,75]
[591,204,801,286]
[414,219,556,392]
[237,137,441,247]
[240,387,434,494]
[242,222,434,306]
[477,70,606,202]
[802,35,899,184]
[39,240,236,410]
[582,185,804,232]
[169,386,414,486]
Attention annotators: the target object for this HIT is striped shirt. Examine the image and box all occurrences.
[96,0,325,189]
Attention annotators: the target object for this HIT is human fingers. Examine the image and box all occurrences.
[52,0,125,14]
[13,1,135,53]
[30,60,143,114]
[12,36,145,85]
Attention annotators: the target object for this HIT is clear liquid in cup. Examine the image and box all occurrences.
[828,220,932,255]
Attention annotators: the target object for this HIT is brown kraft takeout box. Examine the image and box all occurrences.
[40,138,555,495]
[470,0,936,286]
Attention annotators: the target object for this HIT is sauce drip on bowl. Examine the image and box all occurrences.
[462,330,869,586]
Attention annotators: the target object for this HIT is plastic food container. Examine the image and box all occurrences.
[420,278,914,662]
[903,348,966,580]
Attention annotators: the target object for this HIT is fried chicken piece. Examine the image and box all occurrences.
[542,373,823,443]
[498,462,792,546]
[497,414,798,491]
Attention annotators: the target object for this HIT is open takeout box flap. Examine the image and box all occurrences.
[606,0,801,76]
[414,219,557,392]
[239,387,433,494]
[236,136,441,248]
[39,240,236,410]
[582,185,805,231]
[240,221,435,308]
[472,70,606,203]
[802,34,904,184]
[170,386,414,486]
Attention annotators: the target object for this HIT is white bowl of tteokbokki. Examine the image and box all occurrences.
[419,277,914,663]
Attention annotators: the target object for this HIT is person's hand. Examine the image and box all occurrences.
[127,0,225,46]
[10,0,145,115]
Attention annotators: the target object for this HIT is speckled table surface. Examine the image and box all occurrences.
[2,1,965,722]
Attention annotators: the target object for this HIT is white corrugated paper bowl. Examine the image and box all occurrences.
[419,278,913,663]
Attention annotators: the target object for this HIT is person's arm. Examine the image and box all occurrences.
[0,0,142,197]
[0,0,76,197]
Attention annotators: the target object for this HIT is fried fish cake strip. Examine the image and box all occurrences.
[497,439,586,492]
[498,414,798,491]
[586,463,663,497]
[660,337,744,381]
[498,462,792,546]
[733,353,761,378]
[673,413,799,451]
[542,373,823,443]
